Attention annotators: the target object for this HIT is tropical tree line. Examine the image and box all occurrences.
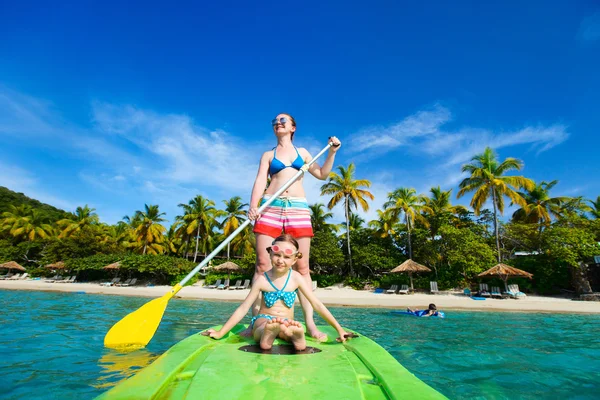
[1,147,599,293]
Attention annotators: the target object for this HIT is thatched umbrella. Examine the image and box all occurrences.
[212,261,241,280]
[390,259,432,291]
[478,263,533,292]
[103,262,121,270]
[0,261,26,272]
[45,261,66,270]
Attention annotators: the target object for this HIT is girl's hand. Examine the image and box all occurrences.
[329,136,342,152]
[201,329,223,339]
[335,331,358,343]
[248,207,260,221]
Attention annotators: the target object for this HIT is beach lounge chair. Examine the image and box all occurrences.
[505,284,526,299]
[101,277,120,287]
[479,283,491,297]
[238,279,251,290]
[491,286,502,298]
[207,279,221,289]
[44,274,59,282]
[228,280,242,290]
[18,273,29,280]
[116,278,132,287]
[0,273,14,280]
[64,276,77,283]
[463,288,472,297]
[217,279,230,290]
[118,278,137,287]
[398,284,409,294]
[8,273,23,280]
[430,281,439,294]
[386,285,398,294]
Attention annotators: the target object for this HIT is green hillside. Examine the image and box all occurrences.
[0,186,70,222]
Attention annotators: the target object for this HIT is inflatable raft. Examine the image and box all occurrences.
[97,324,447,399]
[391,310,446,318]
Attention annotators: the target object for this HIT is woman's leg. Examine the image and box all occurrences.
[295,236,327,341]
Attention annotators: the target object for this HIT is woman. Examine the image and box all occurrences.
[247,113,341,340]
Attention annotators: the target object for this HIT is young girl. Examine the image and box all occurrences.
[203,234,350,350]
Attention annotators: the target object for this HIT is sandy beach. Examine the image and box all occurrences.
[1,279,599,314]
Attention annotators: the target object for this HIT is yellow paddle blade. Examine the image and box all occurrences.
[104,284,182,350]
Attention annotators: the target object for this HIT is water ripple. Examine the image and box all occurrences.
[1,290,599,399]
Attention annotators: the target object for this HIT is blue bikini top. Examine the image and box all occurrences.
[262,269,297,308]
[269,146,304,176]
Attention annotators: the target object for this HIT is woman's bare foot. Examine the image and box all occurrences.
[260,320,281,350]
[286,321,307,351]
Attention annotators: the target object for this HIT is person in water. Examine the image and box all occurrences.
[246,113,341,341]
[406,303,443,317]
[203,234,351,350]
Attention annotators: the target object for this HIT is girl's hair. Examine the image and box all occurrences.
[269,233,303,258]
[428,303,437,310]
[279,113,297,141]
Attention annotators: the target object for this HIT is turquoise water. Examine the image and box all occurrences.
[1,289,599,399]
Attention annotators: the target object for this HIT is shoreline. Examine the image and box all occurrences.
[1,279,599,314]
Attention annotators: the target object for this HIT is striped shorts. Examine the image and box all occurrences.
[253,195,314,238]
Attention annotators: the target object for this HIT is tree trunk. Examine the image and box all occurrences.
[194,225,200,263]
[345,195,353,276]
[227,242,230,260]
[571,262,593,294]
[491,189,501,262]
[406,214,412,259]
[143,244,147,255]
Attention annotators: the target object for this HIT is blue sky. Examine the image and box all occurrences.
[1,1,599,226]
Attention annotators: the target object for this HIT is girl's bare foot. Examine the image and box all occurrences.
[287,321,307,351]
[308,327,328,342]
[260,320,281,350]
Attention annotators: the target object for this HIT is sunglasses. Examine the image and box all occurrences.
[271,117,289,127]
[268,244,297,255]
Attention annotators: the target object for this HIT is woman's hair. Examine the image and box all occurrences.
[279,113,297,141]
[428,303,437,310]
[269,233,303,258]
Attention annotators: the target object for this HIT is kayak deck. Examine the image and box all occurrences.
[97,324,446,399]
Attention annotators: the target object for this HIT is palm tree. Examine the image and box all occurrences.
[383,187,428,259]
[1,204,31,236]
[231,224,255,256]
[457,147,534,262]
[221,196,248,259]
[320,163,374,275]
[178,195,224,262]
[57,205,99,238]
[588,196,600,219]
[512,180,571,229]
[347,212,365,231]
[2,206,54,241]
[133,204,167,255]
[367,209,397,238]
[309,203,338,234]
[422,186,467,238]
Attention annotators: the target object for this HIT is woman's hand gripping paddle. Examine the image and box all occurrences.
[104,140,339,350]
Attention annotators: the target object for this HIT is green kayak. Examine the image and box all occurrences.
[97,324,447,399]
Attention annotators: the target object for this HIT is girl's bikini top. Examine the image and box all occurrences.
[262,269,297,308]
[269,146,304,176]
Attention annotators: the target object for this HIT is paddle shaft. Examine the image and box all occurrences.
[173,142,336,292]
